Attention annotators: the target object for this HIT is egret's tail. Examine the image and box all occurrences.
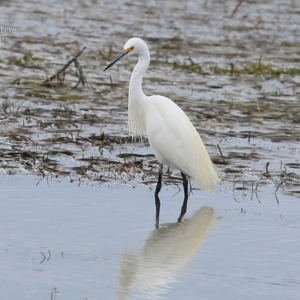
[183,129,220,192]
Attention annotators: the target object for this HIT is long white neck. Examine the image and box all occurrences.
[128,50,150,138]
[129,51,150,101]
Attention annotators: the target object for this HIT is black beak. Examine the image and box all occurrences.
[103,50,128,72]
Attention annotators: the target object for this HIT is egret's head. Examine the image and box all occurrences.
[103,37,147,71]
[123,37,148,55]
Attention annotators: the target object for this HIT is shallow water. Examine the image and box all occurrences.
[1,176,299,299]
[0,0,300,299]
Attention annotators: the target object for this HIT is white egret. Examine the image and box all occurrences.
[104,37,220,228]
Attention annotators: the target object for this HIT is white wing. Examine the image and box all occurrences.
[144,95,220,191]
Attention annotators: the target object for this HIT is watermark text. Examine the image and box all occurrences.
[0,27,17,43]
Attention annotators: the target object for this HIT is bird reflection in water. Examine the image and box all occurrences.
[117,206,216,299]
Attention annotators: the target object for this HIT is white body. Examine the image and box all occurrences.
[125,38,220,191]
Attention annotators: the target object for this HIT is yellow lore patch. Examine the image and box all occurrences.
[124,46,134,53]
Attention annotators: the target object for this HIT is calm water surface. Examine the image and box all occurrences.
[0,175,299,299]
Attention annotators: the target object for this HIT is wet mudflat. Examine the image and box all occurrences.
[0,0,300,299]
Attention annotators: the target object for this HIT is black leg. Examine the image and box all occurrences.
[155,164,163,229]
[178,172,189,223]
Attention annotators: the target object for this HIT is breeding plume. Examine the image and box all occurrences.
[104,37,220,228]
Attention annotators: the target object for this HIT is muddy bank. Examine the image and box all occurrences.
[0,0,299,198]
